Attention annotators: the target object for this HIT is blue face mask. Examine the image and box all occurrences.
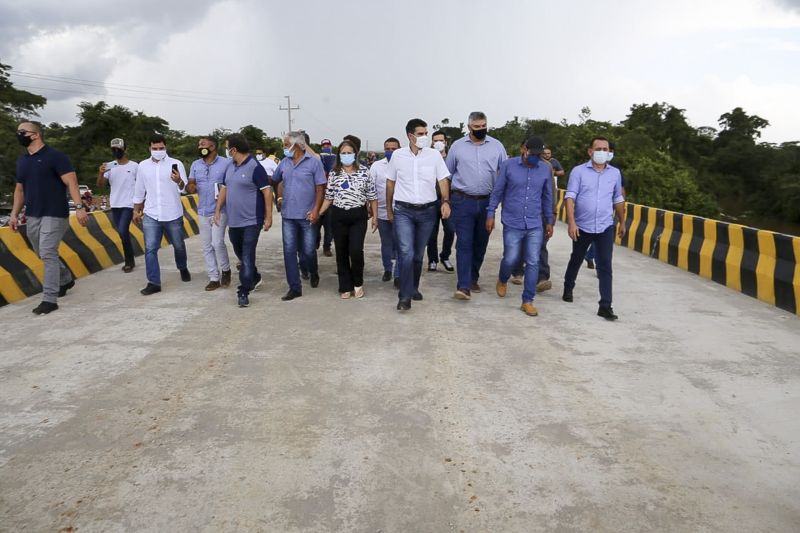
[340,153,356,166]
[384,150,394,162]
[283,145,294,158]
[322,147,332,154]
[526,154,540,166]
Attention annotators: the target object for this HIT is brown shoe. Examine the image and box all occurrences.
[510,275,523,285]
[454,288,471,300]
[536,279,552,293]
[520,302,539,316]
[496,279,507,298]
[323,248,333,257]
[471,282,482,293]
[205,280,221,291]
[220,269,232,287]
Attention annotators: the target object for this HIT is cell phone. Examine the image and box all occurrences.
[171,163,179,174]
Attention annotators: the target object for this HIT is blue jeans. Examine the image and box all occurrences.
[392,203,437,301]
[228,224,261,295]
[377,218,399,277]
[282,218,318,293]
[563,224,615,307]
[499,226,544,303]
[427,201,455,263]
[143,214,187,286]
[111,207,135,266]
[449,195,491,290]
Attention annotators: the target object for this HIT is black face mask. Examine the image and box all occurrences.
[471,128,488,141]
[199,147,211,158]
[17,132,33,147]
[111,147,125,159]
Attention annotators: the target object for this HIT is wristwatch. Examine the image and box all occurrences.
[75,205,85,210]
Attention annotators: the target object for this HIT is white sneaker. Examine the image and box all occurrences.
[428,261,437,272]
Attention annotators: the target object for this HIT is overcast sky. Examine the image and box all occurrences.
[1,0,799,150]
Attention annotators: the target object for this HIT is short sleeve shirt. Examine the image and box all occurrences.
[222,156,270,228]
[325,165,377,209]
[15,145,74,218]
[271,154,327,220]
[103,161,138,208]
[386,147,450,204]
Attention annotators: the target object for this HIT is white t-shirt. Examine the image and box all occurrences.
[385,146,450,204]
[369,159,391,220]
[103,161,139,208]
[258,157,278,177]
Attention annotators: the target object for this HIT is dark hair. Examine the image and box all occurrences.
[609,141,616,151]
[200,135,218,148]
[384,137,401,147]
[226,133,250,154]
[149,133,167,146]
[20,120,44,139]
[432,130,447,141]
[405,118,427,135]
[343,134,361,154]
[589,136,609,148]
[333,140,358,173]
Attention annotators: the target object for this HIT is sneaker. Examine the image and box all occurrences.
[180,269,191,282]
[470,282,482,293]
[252,273,263,292]
[140,283,162,296]
[220,269,232,287]
[496,280,507,298]
[441,259,454,272]
[310,273,320,288]
[510,275,523,286]
[536,280,552,293]
[586,259,595,270]
[323,248,333,257]
[281,289,302,301]
[58,279,75,297]
[562,289,573,303]
[412,291,423,301]
[597,306,618,321]
[520,302,539,316]
[382,271,392,282]
[428,261,437,272]
[396,299,411,311]
[354,286,365,299]
[32,301,59,315]
[205,280,221,291]
[122,264,134,273]
[454,288,471,300]
[238,292,249,307]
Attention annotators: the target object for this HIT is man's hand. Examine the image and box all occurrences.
[170,169,182,187]
[441,202,451,220]
[98,163,109,173]
[386,209,393,223]
[370,217,378,233]
[213,212,221,226]
[306,209,319,224]
[9,214,19,232]
[76,209,89,227]
[568,221,580,241]
[545,223,554,240]
[617,222,627,240]
[263,218,272,232]
[485,217,495,234]
[133,209,143,225]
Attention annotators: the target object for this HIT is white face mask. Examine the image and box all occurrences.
[256,154,265,161]
[433,140,446,153]
[591,150,609,165]
[151,149,167,161]
[414,135,430,149]
[607,152,615,162]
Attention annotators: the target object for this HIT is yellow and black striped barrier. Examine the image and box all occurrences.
[0,195,200,307]
[556,190,800,316]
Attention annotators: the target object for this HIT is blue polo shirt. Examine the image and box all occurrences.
[189,155,230,216]
[15,145,74,218]
[271,153,327,220]
[222,156,270,228]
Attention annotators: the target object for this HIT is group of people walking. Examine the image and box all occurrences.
[8,113,626,320]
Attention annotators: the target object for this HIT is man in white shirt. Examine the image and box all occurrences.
[255,148,278,178]
[96,137,138,272]
[369,137,401,285]
[386,118,451,311]
[132,133,190,295]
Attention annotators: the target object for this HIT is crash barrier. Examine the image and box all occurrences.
[0,195,200,307]
[555,190,800,316]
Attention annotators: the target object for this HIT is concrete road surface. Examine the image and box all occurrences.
[1,217,798,532]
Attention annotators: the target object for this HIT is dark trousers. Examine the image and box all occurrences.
[449,195,491,290]
[331,206,368,292]
[563,224,615,307]
[427,200,455,264]
[228,224,261,295]
[111,207,135,267]
[316,210,334,250]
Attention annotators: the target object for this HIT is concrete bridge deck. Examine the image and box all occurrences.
[1,220,798,532]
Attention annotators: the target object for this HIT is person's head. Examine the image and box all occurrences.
[283,131,307,158]
[588,136,610,165]
[198,136,218,159]
[149,133,167,160]
[255,148,266,161]
[383,137,401,161]
[432,130,447,153]
[542,148,553,161]
[225,133,250,164]
[523,136,544,165]
[110,138,126,160]
[16,121,44,149]
[467,111,488,142]
[320,138,333,154]
[343,134,361,154]
[405,118,429,149]
[334,140,358,172]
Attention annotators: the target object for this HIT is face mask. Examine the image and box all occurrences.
[256,154,265,161]
[321,147,332,154]
[340,153,356,166]
[151,149,167,161]
[526,154,540,166]
[414,135,430,149]
[471,128,488,141]
[283,145,295,158]
[111,147,125,160]
[591,150,609,165]
[433,141,446,153]
[199,147,211,158]
[607,152,615,162]
[17,132,33,147]
[384,150,394,162]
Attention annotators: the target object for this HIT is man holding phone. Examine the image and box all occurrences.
[132,133,191,295]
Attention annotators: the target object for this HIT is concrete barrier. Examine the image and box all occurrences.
[556,189,800,315]
[0,195,200,306]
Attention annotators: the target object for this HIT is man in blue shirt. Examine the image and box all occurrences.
[487,137,554,316]
[10,121,89,315]
[272,131,327,301]
[445,111,508,300]
[562,136,626,320]
[214,134,273,308]
[317,138,336,257]
[188,136,232,291]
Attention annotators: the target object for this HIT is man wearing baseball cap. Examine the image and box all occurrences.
[97,138,138,272]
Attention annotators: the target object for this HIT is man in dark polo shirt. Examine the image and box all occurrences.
[9,121,89,315]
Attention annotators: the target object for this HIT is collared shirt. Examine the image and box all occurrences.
[319,152,337,174]
[103,161,138,208]
[565,160,625,234]
[132,156,188,222]
[445,135,508,195]
[189,155,230,216]
[326,164,377,209]
[258,157,278,177]
[487,156,554,230]
[15,144,73,218]
[222,155,270,228]
[369,159,392,220]
[271,153,327,220]
[386,147,450,204]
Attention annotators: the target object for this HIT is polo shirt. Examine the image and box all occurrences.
[132,156,188,222]
[445,135,508,195]
[222,156,270,228]
[271,153,327,220]
[385,147,450,204]
[15,145,74,218]
[189,155,230,216]
[103,161,138,208]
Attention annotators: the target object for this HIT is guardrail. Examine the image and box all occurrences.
[0,195,200,306]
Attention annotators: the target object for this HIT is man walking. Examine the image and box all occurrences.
[427,130,455,272]
[97,137,137,273]
[369,137,401,285]
[317,138,336,257]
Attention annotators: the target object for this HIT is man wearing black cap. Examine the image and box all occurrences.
[486,137,554,316]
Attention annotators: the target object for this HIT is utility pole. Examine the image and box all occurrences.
[280,95,300,133]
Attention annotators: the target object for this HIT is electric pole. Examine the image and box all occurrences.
[280,95,300,133]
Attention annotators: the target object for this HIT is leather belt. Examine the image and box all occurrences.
[395,200,437,210]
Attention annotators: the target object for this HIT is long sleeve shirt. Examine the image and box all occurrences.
[487,156,554,230]
[133,156,188,222]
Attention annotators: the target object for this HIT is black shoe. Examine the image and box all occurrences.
[310,273,320,288]
[396,299,411,311]
[382,271,392,282]
[598,306,618,321]
[393,278,400,289]
[412,291,423,301]
[180,269,191,282]
[323,248,333,257]
[58,279,75,297]
[301,271,310,280]
[32,301,59,315]
[122,264,134,273]
[140,283,161,296]
[586,259,595,270]
[562,289,573,302]
[428,261,437,272]
[281,289,302,301]
[441,259,454,272]
[238,292,250,307]
[251,272,263,292]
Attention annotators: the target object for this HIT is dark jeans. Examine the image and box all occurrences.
[427,200,455,264]
[449,195,491,290]
[111,207,135,267]
[282,218,318,293]
[563,224,615,307]
[228,224,261,295]
[377,219,400,277]
[393,203,437,301]
[316,210,334,250]
[143,215,187,287]
[585,243,596,261]
[512,235,550,281]
[331,206,368,292]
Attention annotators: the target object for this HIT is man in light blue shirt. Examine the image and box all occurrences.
[445,111,507,300]
[562,136,626,320]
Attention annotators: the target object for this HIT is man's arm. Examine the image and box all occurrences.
[60,171,89,226]
[262,187,273,231]
[213,186,227,226]
[485,162,508,234]
[564,167,581,241]
[614,201,626,239]
[9,183,25,232]
[386,180,395,222]
[96,163,109,188]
